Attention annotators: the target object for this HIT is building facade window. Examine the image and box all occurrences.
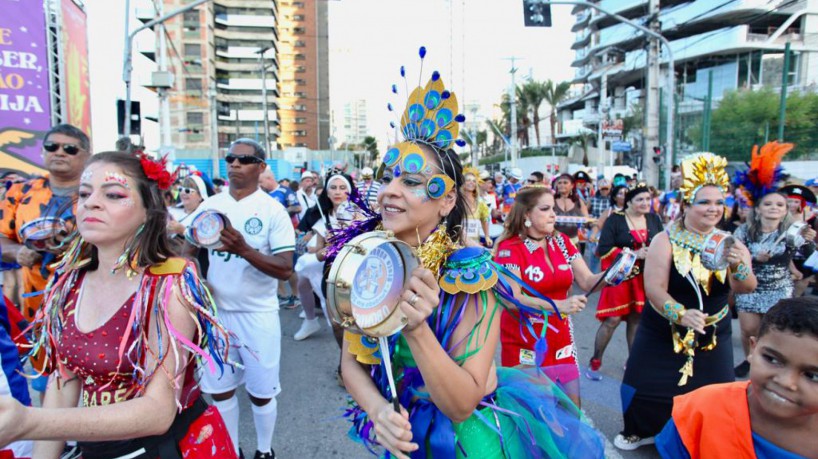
[184,44,201,58]
[186,78,203,92]
[187,112,204,126]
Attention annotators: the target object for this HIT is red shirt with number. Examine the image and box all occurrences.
[494,233,580,383]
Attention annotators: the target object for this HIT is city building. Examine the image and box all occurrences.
[135,0,328,176]
[558,0,818,168]
[341,99,368,146]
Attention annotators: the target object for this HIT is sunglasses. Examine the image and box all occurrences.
[526,179,538,184]
[180,187,199,195]
[43,141,83,156]
[225,154,263,165]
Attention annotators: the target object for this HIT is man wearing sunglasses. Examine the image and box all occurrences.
[0,124,89,400]
[195,138,294,459]
[0,124,89,322]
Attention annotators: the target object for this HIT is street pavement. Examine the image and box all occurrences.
[238,289,746,458]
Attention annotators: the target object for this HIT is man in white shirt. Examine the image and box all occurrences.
[295,171,317,221]
[197,139,295,459]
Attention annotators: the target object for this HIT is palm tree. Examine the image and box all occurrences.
[522,80,548,146]
[571,129,595,167]
[515,85,532,147]
[543,80,572,145]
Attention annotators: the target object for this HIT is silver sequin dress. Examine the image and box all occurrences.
[733,223,812,313]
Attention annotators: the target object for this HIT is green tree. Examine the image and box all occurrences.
[688,88,818,161]
[543,80,571,145]
[362,136,379,165]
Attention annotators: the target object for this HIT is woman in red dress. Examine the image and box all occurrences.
[587,183,663,381]
[494,185,605,407]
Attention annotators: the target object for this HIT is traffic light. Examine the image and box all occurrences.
[652,146,663,164]
[523,0,552,27]
[116,99,141,135]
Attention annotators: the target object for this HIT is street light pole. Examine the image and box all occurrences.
[257,45,274,155]
[122,0,213,142]
[542,0,675,187]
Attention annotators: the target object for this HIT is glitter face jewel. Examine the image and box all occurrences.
[410,187,430,203]
[104,171,130,189]
[81,169,93,183]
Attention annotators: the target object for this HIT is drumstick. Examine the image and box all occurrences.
[584,252,624,296]
[378,336,401,413]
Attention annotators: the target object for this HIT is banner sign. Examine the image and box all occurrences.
[61,0,91,137]
[602,118,624,141]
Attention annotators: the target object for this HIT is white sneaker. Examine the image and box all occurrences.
[298,310,306,319]
[294,318,321,341]
[613,434,654,451]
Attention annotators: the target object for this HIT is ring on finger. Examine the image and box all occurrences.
[408,293,420,307]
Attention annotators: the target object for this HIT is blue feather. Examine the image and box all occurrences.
[389,122,395,128]
[419,46,426,58]
[442,90,450,99]
[432,71,440,81]
[400,66,405,77]
[391,84,397,94]
[455,139,466,147]
[387,103,393,111]
[455,114,466,122]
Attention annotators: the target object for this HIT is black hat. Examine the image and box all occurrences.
[780,184,817,204]
[625,182,651,207]
[573,170,591,182]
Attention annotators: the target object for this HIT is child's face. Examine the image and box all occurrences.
[748,329,818,420]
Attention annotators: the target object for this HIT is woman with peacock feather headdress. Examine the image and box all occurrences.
[332,48,604,458]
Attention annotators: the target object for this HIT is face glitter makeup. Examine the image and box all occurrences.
[81,169,93,183]
[104,171,130,188]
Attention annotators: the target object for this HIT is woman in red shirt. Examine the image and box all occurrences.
[494,185,604,407]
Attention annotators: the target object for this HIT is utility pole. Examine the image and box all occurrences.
[502,57,520,168]
[778,41,791,141]
[597,68,608,177]
[157,1,172,160]
[209,81,219,177]
[643,0,661,186]
[123,0,213,141]
[257,45,273,155]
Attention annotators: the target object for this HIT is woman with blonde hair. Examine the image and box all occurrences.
[461,166,492,247]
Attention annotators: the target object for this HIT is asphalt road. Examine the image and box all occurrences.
[230,284,747,458]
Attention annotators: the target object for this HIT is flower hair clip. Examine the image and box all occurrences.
[139,153,176,190]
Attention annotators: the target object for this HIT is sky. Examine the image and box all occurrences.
[84,0,576,153]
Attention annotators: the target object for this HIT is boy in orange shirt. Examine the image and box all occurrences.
[655,297,818,459]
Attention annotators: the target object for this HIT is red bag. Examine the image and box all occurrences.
[177,406,238,458]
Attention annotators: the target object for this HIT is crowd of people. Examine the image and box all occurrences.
[1,90,818,458]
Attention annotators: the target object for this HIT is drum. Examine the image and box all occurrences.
[785,221,809,247]
[700,230,735,271]
[19,217,70,253]
[604,248,637,286]
[555,216,596,226]
[185,210,228,249]
[326,230,418,337]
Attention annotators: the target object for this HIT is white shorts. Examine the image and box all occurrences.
[199,310,282,399]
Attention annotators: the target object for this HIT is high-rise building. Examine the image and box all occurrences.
[277,0,329,150]
[559,0,818,166]
[142,0,328,172]
[342,99,368,146]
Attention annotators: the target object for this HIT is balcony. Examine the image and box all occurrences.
[573,66,591,83]
[218,109,279,123]
[571,48,592,67]
[216,46,276,60]
[216,78,278,91]
[214,27,277,42]
[590,0,647,25]
[215,14,275,28]
[572,29,592,50]
[214,0,274,8]
[571,10,592,32]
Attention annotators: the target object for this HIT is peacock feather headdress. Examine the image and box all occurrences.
[732,141,793,206]
[377,46,466,200]
[679,152,730,204]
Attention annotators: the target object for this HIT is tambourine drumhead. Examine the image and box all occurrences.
[20,217,68,253]
[605,248,637,286]
[701,230,734,271]
[327,231,417,338]
[786,221,808,247]
[186,210,227,249]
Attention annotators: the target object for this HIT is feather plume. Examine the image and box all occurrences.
[733,141,793,205]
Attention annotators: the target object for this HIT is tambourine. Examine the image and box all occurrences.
[20,217,70,253]
[700,230,735,271]
[555,216,597,225]
[185,210,228,249]
[326,230,418,338]
[604,248,637,286]
[784,221,809,247]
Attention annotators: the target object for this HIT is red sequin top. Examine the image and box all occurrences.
[56,272,200,408]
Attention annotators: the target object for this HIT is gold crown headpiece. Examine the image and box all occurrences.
[462,166,483,184]
[377,47,465,200]
[679,152,730,204]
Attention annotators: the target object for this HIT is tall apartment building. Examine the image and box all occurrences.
[559,0,818,163]
[342,99,368,146]
[277,0,330,150]
[140,0,328,171]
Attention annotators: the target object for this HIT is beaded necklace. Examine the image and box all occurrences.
[666,221,727,295]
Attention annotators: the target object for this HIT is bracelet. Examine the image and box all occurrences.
[662,300,686,324]
[732,262,750,281]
